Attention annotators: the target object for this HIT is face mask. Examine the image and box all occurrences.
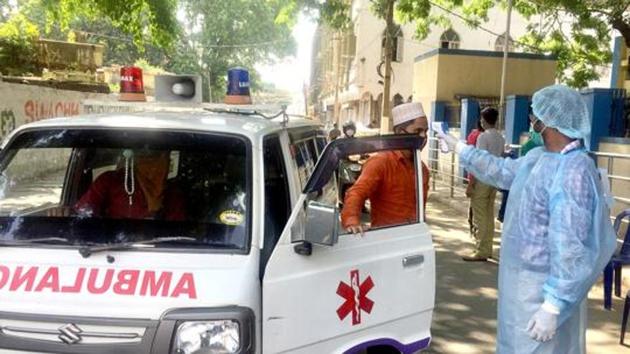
[529,127,544,146]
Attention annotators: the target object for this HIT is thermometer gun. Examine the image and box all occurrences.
[431,122,450,153]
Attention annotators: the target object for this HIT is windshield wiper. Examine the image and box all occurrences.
[78,236,198,258]
[0,237,72,246]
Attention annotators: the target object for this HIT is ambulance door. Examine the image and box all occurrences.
[263,135,435,354]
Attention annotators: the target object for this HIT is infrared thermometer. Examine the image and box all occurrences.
[431,121,450,153]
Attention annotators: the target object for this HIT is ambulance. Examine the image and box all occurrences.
[0,75,435,354]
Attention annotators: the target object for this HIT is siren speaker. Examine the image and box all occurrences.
[155,75,202,103]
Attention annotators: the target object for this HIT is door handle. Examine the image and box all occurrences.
[402,254,424,267]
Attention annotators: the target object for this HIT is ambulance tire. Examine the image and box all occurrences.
[359,345,401,354]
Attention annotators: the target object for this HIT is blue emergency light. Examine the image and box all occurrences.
[224,67,252,104]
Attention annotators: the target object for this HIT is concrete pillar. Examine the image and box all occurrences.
[429,101,447,172]
[460,98,479,141]
[504,95,530,145]
[581,89,614,151]
[431,101,447,122]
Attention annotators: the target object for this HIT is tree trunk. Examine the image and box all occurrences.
[380,0,395,134]
[612,17,630,48]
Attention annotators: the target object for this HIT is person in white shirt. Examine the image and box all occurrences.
[462,107,505,261]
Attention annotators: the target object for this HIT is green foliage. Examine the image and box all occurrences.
[39,0,179,49]
[0,13,41,75]
[297,0,622,88]
[457,0,619,88]
[169,0,297,101]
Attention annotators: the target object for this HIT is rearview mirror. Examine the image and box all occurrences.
[304,201,339,246]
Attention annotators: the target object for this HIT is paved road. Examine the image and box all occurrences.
[425,196,628,353]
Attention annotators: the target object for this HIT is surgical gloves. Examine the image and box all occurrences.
[527,302,559,342]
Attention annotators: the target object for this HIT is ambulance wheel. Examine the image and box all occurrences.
[360,346,401,354]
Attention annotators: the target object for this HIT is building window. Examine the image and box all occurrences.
[495,32,514,52]
[382,26,404,62]
[440,29,460,49]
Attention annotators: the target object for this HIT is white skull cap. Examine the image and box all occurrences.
[392,102,426,127]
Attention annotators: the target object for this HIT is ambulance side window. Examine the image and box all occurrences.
[290,136,337,206]
[261,135,290,274]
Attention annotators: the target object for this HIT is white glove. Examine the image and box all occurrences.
[526,302,559,342]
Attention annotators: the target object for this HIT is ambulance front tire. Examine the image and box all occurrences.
[358,346,401,354]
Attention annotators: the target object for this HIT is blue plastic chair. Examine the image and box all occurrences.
[603,209,630,310]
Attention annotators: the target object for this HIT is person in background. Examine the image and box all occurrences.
[328,123,341,141]
[463,107,505,262]
[465,119,484,234]
[438,84,616,353]
[342,121,356,139]
[341,102,430,235]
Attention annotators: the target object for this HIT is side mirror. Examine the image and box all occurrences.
[304,201,339,246]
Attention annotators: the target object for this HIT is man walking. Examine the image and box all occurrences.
[463,107,505,262]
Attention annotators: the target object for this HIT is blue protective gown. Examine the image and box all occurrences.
[459,145,617,354]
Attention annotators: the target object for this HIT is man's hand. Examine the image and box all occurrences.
[346,224,367,236]
[466,181,474,198]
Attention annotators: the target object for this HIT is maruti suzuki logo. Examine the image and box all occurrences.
[58,323,82,344]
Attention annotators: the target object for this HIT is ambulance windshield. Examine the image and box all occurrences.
[0,129,250,252]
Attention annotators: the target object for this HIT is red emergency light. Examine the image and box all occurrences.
[119,66,147,102]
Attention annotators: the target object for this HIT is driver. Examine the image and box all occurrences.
[74,150,185,220]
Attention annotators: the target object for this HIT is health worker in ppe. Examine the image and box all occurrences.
[437,84,617,353]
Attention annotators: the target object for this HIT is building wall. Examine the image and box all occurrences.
[413,49,556,119]
[313,0,531,125]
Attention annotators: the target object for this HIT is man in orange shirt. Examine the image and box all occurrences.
[341,102,430,234]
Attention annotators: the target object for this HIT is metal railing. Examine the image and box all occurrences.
[426,137,630,209]
[426,137,468,197]
[591,151,630,206]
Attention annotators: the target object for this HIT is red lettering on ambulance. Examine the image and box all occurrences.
[140,271,172,297]
[61,268,86,293]
[87,269,114,294]
[0,266,9,289]
[9,266,38,291]
[171,273,197,299]
[35,267,60,292]
[113,270,140,295]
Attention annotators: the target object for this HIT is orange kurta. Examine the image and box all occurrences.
[341,151,429,229]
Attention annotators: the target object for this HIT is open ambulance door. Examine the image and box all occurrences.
[263,135,435,354]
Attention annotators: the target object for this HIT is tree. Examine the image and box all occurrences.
[0,13,40,75]
[170,0,296,102]
[296,0,622,90]
[460,0,620,88]
[38,0,179,49]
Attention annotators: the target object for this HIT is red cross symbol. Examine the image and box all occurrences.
[336,269,374,325]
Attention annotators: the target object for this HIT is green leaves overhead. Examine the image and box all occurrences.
[303,0,626,88]
[39,0,179,49]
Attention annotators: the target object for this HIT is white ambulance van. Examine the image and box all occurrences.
[0,105,435,353]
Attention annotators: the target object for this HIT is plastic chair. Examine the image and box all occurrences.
[603,209,630,310]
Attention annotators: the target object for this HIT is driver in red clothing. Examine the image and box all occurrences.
[75,150,185,220]
[341,102,430,234]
